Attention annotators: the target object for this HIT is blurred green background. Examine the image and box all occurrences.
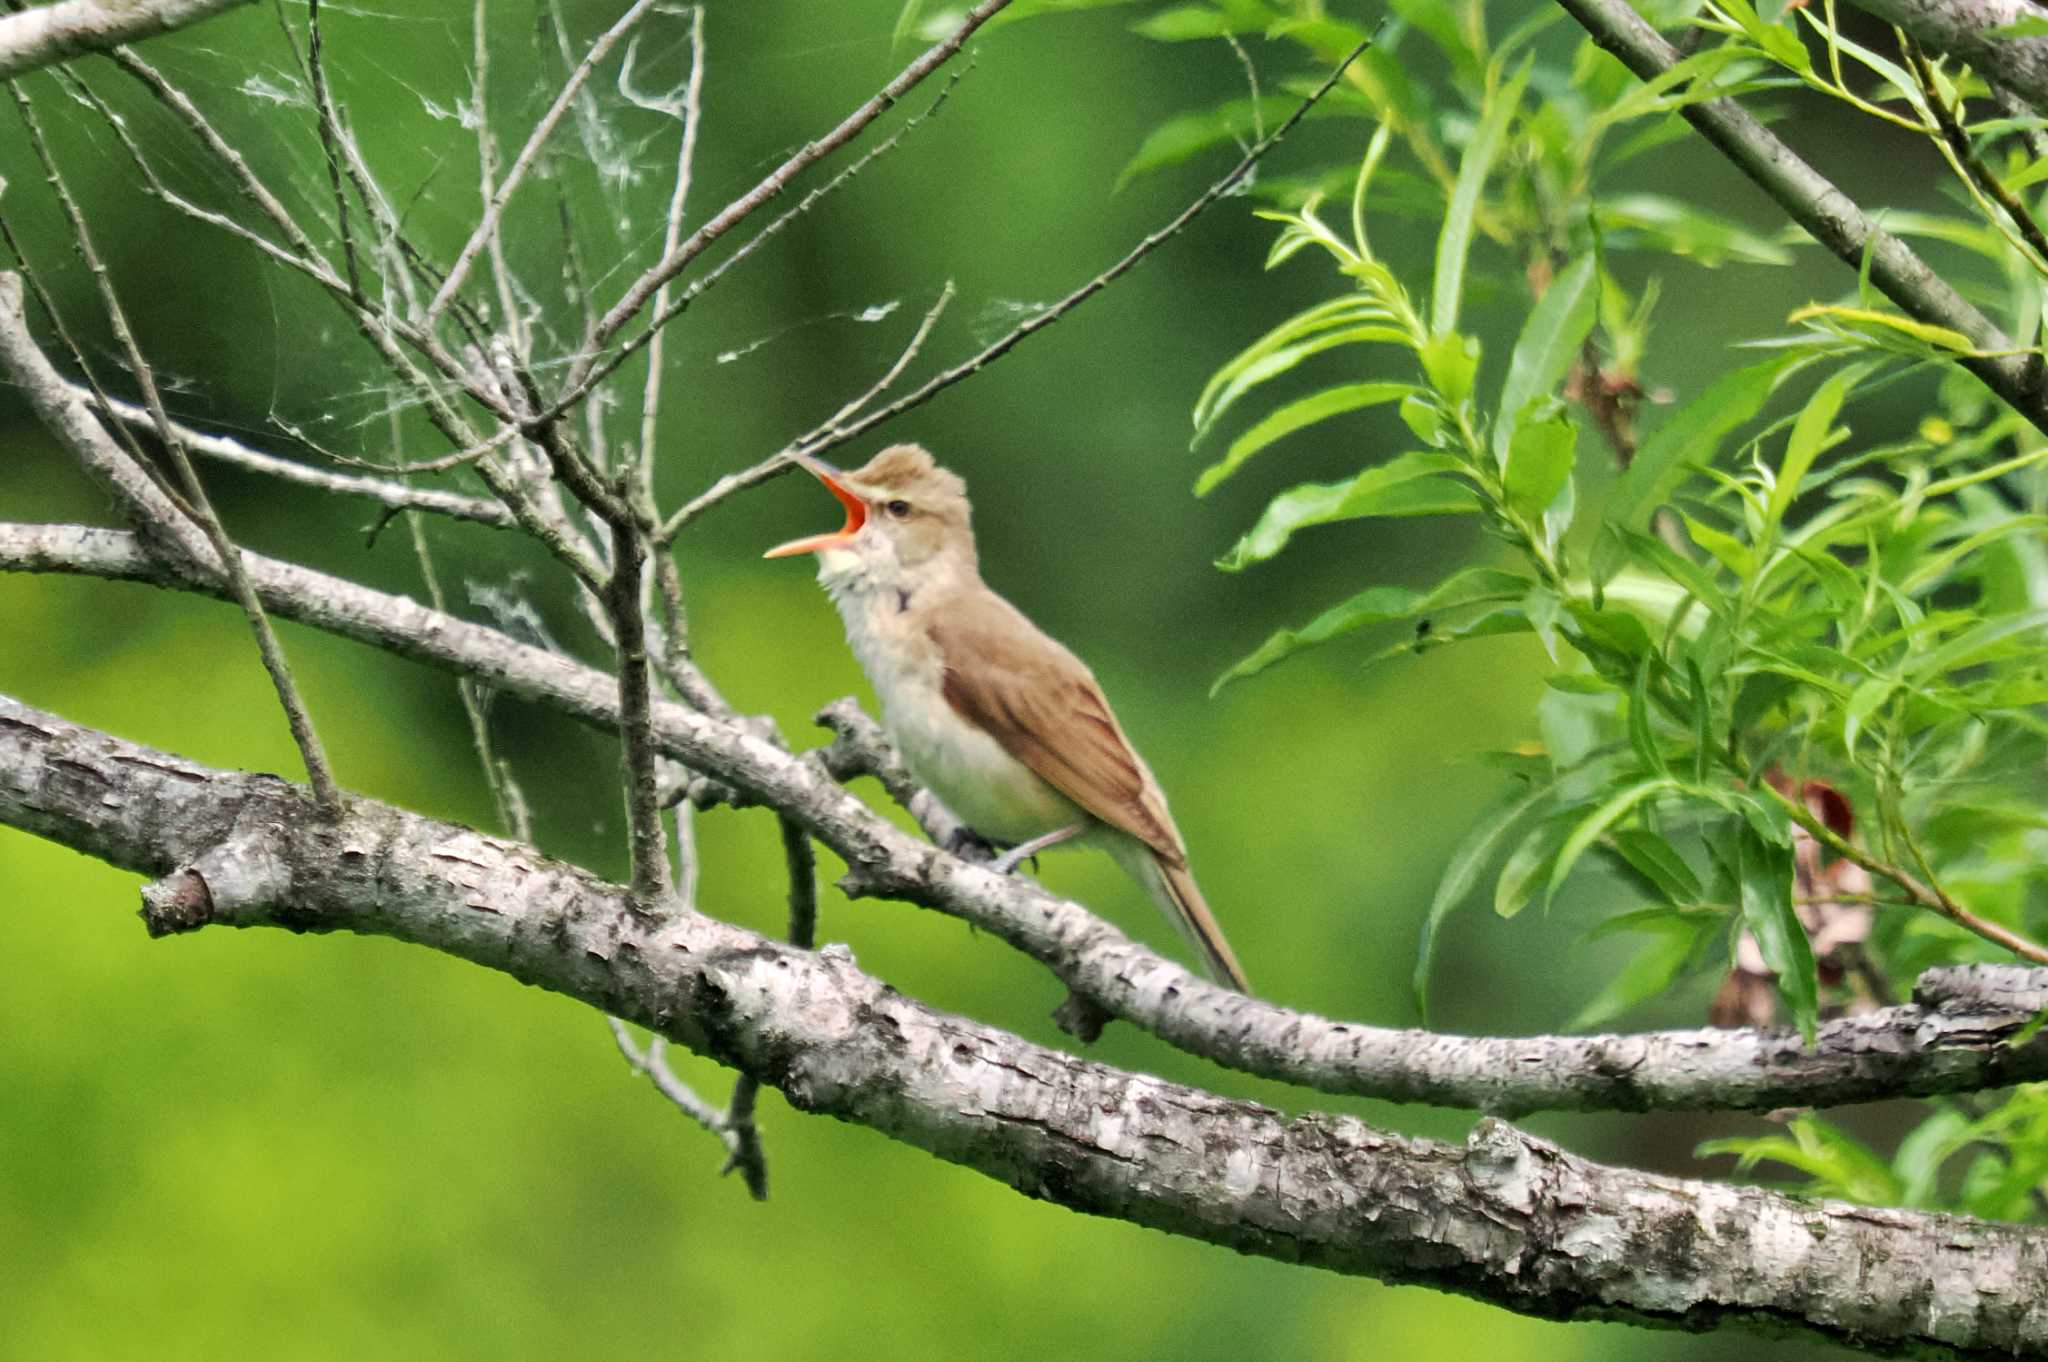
[0,0,1947,1356]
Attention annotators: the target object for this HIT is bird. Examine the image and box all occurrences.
[765,443,1250,992]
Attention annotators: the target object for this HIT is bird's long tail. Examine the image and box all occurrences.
[1115,841,1250,993]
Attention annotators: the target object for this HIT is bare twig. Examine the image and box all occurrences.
[0,0,249,81]
[548,66,968,426]
[718,814,816,1200]
[788,32,1375,465]
[630,4,706,510]
[658,280,956,542]
[608,520,671,915]
[606,1019,745,1150]
[78,387,514,529]
[471,0,527,357]
[427,0,657,324]
[0,279,209,564]
[9,92,342,816]
[566,0,1014,386]
[301,0,363,305]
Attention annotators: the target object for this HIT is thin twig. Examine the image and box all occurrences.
[606,1019,739,1142]
[1768,782,2048,964]
[608,519,671,914]
[472,0,528,357]
[1905,37,2048,272]
[302,0,363,305]
[718,815,819,1201]
[393,411,527,838]
[10,84,343,816]
[548,66,967,427]
[79,387,514,528]
[656,280,955,542]
[631,4,706,510]
[787,31,1376,465]
[566,0,1014,388]
[427,0,657,324]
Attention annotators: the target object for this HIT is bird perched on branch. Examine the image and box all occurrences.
[766,443,1249,992]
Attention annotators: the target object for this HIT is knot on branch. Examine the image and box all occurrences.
[139,867,215,937]
[1051,990,1113,1043]
[1462,1117,1548,1215]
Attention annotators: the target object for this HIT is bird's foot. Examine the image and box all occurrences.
[943,825,1002,862]
[989,824,1086,875]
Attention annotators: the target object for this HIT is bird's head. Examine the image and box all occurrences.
[765,443,977,587]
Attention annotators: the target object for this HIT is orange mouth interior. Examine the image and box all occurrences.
[765,467,868,558]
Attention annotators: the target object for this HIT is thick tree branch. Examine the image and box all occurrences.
[1554,0,2048,438]
[0,0,247,80]
[1,693,2044,1360]
[5,521,2048,1118]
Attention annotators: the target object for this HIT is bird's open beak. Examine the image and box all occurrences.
[765,458,868,558]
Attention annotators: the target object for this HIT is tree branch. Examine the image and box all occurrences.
[1554,0,2048,438]
[5,521,2048,1118]
[2,692,2044,1360]
[1845,0,2048,111]
[0,0,248,80]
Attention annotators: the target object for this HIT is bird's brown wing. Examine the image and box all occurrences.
[929,594,1185,865]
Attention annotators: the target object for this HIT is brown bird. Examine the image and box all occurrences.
[765,444,1250,992]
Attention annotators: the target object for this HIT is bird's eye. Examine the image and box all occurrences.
[885,499,912,519]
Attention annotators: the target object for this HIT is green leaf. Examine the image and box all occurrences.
[1118,94,1309,187]
[1371,607,1534,661]
[1717,0,1811,70]
[1216,453,1475,570]
[1194,324,1410,438]
[1787,304,1976,354]
[1130,2,1276,41]
[1627,654,1666,776]
[1493,255,1599,465]
[1608,358,1786,529]
[1609,828,1704,903]
[1418,330,1480,407]
[1766,364,1863,530]
[1565,601,1655,658]
[1503,417,1577,522]
[1612,527,1729,618]
[1680,512,1755,580]
[1843,675,1895,759]
[1193,296,1395,433]
[1595,193,1794,266]
[1212,565,1530,692]
[1194,382,1418,495]
[1567,916,1703,1031]
[1432,59,1531,337]
[1415,779,1554,1015]
[1496,811,1572,919]
[1735,823,1818,1043]
[1546,778,1675,907]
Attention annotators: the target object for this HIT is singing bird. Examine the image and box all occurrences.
[765,444,1250,992]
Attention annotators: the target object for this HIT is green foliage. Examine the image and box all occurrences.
[1121,0,2048,1219]
[1703,1087,2048,1221]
